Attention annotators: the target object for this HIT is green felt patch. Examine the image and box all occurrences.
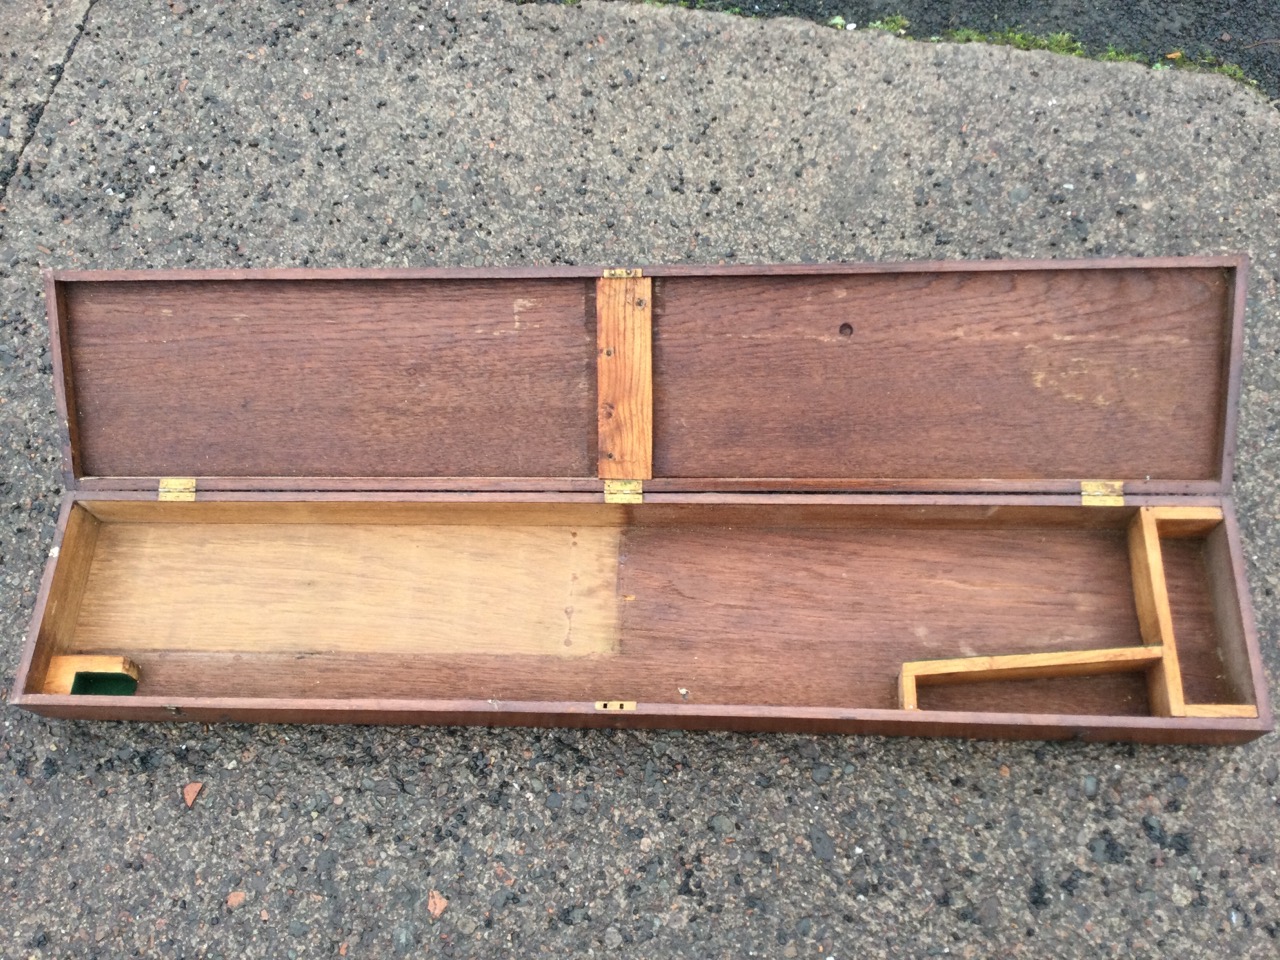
[69,672,139,696]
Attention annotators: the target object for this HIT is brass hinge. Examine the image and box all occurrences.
[595,700,637,712]
[1080,480,1124,507]
[158,477,197,502]
[602,268,643,279]
[603,479,643,504]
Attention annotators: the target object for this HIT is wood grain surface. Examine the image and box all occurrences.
[61,278,596,478]
[1199,523,1258,705]
[597,276,653,479]
[1161,534,1250,706]
[45,505,1207,717]
[74,522,622,658]
[33,504,100,670]
[651,268,1232,483]
[1183,704,1258,718]
[1129,508,1187,716]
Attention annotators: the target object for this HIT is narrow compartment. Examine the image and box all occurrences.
[1162,525,1257,709]
[22,500,1246,721]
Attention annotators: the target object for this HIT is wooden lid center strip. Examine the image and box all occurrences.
[596,273,653,482]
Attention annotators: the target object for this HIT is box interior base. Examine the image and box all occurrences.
[26,501,1255,718]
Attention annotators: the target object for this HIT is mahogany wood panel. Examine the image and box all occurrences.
[75,498,1139,529]
[46,271,81,484]
[50,255,1245,284]
[596,276,653,479]
[651,268,1232,484]
[76,476,610,493]
[59,278,596,479]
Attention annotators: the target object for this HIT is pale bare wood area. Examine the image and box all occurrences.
[72,523,622,658]
[597,276,653,479]
[41,655,139,695]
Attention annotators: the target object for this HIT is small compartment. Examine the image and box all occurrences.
[1161,521,1258,713]
[909,506,1258,719]
[20,500,1261,730]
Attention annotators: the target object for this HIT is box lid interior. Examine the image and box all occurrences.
[50,259,1243,495]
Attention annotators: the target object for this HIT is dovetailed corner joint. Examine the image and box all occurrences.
[1081,480,1124,506]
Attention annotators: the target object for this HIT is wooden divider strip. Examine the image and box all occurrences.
[898,646,1164,710]
[1146,508,1254,718]
[1183,703,1258,719]
[597,276,653,480]
[1128,507,1186,717]
[1148,505,1224,539]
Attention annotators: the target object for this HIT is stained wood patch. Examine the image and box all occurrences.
[652,268,1232,483]
[597,276,653,479]
[61,278,596,479]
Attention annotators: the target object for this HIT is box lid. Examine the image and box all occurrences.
[47,256,1244,497]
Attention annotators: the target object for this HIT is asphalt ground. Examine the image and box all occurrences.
[570,0,1280,101]
[1,2,1278,957]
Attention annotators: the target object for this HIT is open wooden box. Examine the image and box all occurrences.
[12,258,1271,743]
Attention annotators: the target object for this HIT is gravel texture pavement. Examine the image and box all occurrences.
[0,1,91,201]
[1,1,1279,957]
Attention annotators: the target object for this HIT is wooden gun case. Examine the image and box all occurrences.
[11,258,1271,743]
